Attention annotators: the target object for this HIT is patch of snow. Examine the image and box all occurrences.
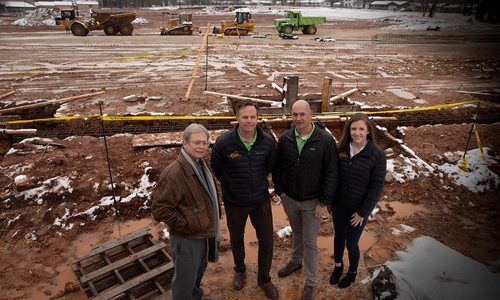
[277,225,292,238]
[7,214,21,227]
[386,88,416,99]
[397,126,408,136]
[132,17,150,24]
[162,228,170,240]
[18,176,73,204]
[400,224,416,233]
[437,148,499,193]
[387,236,500,299]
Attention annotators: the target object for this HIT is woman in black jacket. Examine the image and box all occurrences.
[330,113,387,288]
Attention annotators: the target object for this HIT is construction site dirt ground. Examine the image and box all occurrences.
[1,8,500,300]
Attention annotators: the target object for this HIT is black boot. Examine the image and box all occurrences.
[329,264,343,285]
[338,272,357,288]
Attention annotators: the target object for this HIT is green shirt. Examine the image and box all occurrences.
[295,123,315,154]
[238,129,257,151]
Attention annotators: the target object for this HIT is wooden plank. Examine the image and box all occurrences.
[79,235,152,270]
[0,90,16,100]
[0,129,36,135]
[0,90,105,114]
[80,242,167,284]
[184,23,210,102]
[88,281,99,297]
[330,88,358,103]
[321,77,332,113]
[204,91,280,106]
[75,228,150,263]
[93,261,174,300]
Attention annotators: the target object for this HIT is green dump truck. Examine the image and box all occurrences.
[273,10,326,35]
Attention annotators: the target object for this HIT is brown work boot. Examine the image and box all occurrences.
[232,271,246,290]
[259,282,279,300]
[277,261,302,277]
[300,286,313,300]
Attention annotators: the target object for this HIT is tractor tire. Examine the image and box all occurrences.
[119,23,133,35]
[282,25,293,35]
[71,22,89,36]
[104,23,118,36]
[305,25,317,35]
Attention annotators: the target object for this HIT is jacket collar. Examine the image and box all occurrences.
[232,124,264,144]
[177,150,197,177]
[286,124,320,142]
[344,139,374,158]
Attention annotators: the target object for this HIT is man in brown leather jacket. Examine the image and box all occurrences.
[152,124,220,300]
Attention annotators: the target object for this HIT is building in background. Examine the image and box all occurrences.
[1,1,36,13]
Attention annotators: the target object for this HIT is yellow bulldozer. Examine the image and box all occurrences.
[160,13,197,35]
[213,11,254,36]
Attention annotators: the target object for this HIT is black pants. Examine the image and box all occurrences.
[225,200,274,285]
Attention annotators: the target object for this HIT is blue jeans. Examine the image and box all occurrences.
[332,202,368,273]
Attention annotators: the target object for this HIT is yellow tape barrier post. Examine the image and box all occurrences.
[460,104,487,172]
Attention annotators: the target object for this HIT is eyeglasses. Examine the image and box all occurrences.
[190,140,209,147]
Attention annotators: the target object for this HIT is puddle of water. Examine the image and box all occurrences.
[379,201,428,218]
[71,218,158,258]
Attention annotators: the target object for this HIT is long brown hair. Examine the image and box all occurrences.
[337,113,376,151]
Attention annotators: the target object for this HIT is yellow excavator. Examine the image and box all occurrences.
[160,13,196,35]
[213,11,254,36]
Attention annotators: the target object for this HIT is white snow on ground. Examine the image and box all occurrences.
[387,155,423,183]
[386,88,416,100]
[436,148,499,193]
[277,225,292,238]
[387,236,500,300]
[132,17,150,24]
[391,223,416,236]
[18,176,73,205]
[76,167,156,222]
[386,147,499,193]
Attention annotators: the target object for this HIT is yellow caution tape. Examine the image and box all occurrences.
[1,99,498,125]
[102,115,235,121]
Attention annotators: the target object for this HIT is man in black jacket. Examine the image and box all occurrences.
[211,100,279,300]
[273,100,339,300]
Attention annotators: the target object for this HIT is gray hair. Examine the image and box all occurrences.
[182,123,209,141]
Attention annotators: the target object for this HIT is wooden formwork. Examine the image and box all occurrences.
[72,227,174,300]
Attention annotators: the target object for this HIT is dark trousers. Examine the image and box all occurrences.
[170,235,208,300]
[224,200,274,285]
[332,202,368,273]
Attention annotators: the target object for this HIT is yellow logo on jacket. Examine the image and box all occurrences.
[228,151,241,159]
[339,152,348,159]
